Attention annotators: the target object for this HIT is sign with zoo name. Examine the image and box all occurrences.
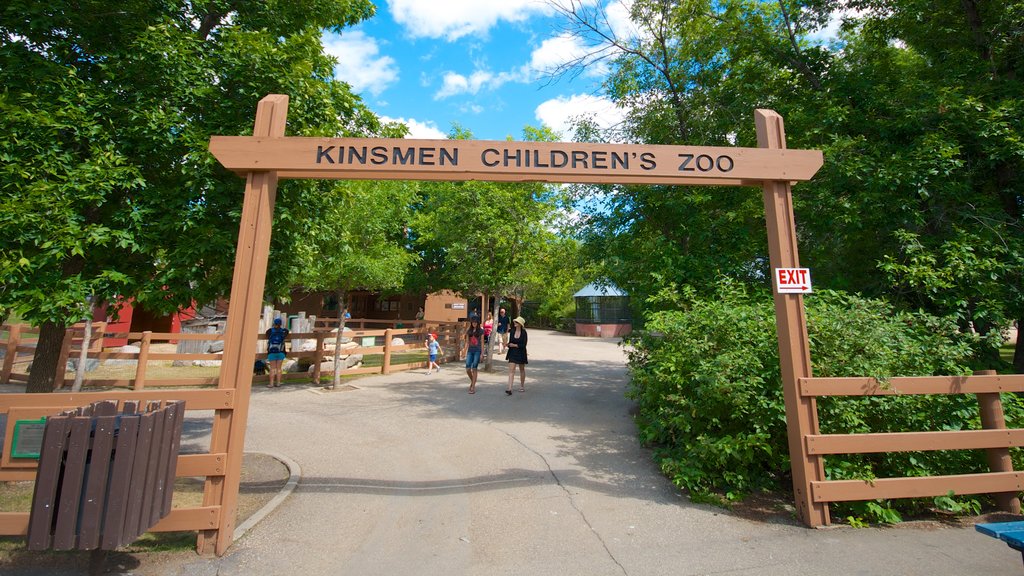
[775,268,813,294]
[209,137,823,186]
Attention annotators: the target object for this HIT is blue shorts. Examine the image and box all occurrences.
[465,349,481,369]
[429,353,437,362]
[267,352,286,362]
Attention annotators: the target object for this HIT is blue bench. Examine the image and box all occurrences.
[977,521,1024,565]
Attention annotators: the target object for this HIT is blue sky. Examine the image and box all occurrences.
[322,0,629,141]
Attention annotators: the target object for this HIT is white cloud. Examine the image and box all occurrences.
[605,0,641,40]
[805,8,867,45]
[388,0,556,41]
[381,115,448,139]
[323,31,399,96]
[434,69,523,99]
[534,94,625,138]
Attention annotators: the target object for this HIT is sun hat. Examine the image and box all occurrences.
[513,316,526,326]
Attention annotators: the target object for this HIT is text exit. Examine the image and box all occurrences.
[775,268,813,294]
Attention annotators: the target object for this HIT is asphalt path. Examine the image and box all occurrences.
[162,330,1016,575]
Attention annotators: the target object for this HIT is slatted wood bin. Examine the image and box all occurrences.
[26,399,185,551]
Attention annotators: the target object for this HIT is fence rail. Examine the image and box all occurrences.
[799,370,1024,515]
[0,321,463,390]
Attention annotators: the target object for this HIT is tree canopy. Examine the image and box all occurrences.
[0,0,399,390]
[553,0,1024,369]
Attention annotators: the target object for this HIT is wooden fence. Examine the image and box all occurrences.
[0,319,463,545]
[0,320,462,390]
[800,370,1024,520]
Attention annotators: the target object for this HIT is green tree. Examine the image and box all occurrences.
[411,126,560,370]
[551,0,1024,368]
[0,0,393,391]
[296,179,418,389]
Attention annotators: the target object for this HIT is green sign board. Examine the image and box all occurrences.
[11,418,46,459]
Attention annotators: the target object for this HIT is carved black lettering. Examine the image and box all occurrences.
[482,148,499,167]
[611,151,628,169]
[316,146,336,164]
[440,147,458,166]
[571,150,589,169]
[696,154,714,171]
[393,147,414,165]
[551,150,568,168]
[592,151,608,169]
[640,152,656,170]
[347,146,367,165]
[371,146,388,165]
[418,147,435,165]
[677,153,694,171]
[533,150,550,168]
[716,155,734,172]
[503,148,522,167]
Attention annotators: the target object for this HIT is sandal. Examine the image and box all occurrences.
[505,390,512,396]
[468,389,475,394]
[519,387,525,393]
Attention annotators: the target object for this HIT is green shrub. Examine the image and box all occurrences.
[626,280,1019,520]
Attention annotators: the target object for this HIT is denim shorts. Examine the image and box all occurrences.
[465,349,481,369]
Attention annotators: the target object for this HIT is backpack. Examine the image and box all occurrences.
[267,327,288,354]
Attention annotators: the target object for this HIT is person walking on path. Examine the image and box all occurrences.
[495,307,510,354]
[505,316,527,395]
[265,317,289,388]
[425,333,442,374]
[464,318,484,394]
[483,313,494,349]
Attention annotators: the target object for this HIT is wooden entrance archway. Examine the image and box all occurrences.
[204,94,828,554]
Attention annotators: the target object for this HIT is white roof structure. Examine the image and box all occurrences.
[573,282,628,298]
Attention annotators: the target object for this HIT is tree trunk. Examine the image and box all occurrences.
[1014,318,1024,374]
[26,321,67,393]
[71,304,94,392]
[332,290,348,389]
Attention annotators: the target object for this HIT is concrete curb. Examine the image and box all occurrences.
[232,451,301,542]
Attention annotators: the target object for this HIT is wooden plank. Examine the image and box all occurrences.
[137,406,166,535]
[27,416,71,550]
[208,135,825,185]
[51,416,91,550]
[0,512,29,535]
[806,429,1024,455]
[100,413,139,550]
[146,353,222,361]
[76,413,117,550]
[811,471,1024,503]
[800,375,1024,396]
[151,506,220,532]
[161,401,186,517]
[0,389,235,412]
[123,410,157,543]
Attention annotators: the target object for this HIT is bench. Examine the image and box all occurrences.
[976,521,1024,566]
[27,399,185,552]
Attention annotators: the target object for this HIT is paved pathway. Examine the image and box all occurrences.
[158,331,1018,574]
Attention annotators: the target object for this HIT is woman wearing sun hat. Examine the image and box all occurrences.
[505,316,528,395]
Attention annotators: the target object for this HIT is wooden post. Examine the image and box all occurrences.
[134,332,152,391]
[1,324,20,384]
[197,94,288,556]
[53,327,75,390]
[382,329,394,375]
[755,109,829,528]
[312,331,325,385]
[975,369,1022,513]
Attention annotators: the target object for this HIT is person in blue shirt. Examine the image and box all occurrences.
[495,307,510,354]
[425,332,442,374]
[265,317,289,388]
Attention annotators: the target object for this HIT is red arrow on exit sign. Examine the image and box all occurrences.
[775,268,812,294]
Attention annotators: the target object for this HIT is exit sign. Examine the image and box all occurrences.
[775,268,812,294]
